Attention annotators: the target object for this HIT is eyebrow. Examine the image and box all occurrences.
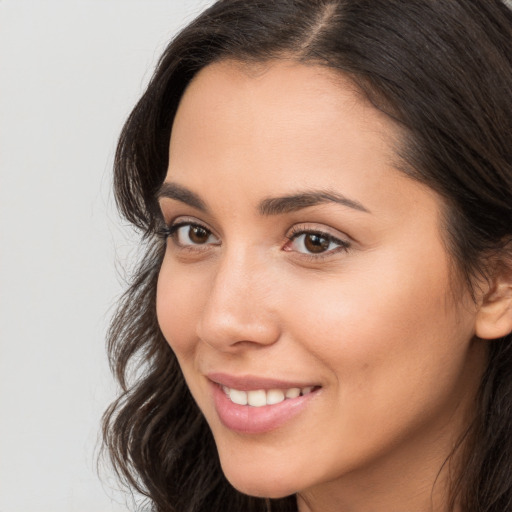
[157,182,370,215]
[157,182,208,212]
[259,191,370,215]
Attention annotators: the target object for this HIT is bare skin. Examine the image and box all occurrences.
[155,60,508,512]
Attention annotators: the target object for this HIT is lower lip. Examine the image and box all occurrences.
[211,382,318,434]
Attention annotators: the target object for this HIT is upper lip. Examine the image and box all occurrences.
[207,372,320,391]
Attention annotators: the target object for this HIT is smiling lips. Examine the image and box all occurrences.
[208,374,320,433]
[222,385,316,406]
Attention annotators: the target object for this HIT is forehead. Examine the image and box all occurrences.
[178,59,366,118]
[169,59,401,188]
[165,59,446,236]
[172,59,392,137]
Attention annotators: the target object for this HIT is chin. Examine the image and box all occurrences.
[218,456,300,499]
[227,477,297,500]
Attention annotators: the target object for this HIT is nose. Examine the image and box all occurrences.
[196,246,281,352]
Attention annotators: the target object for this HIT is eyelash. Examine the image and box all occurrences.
[285,225,351,260]
[158,221,217,248]
[157,220,351,259]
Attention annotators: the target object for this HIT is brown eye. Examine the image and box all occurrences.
[189,225,210,244]
[304,234,330,253]
[286,230,350,256]
[171,223,219,247]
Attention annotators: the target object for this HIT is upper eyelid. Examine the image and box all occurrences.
[165,215,216,233]
[286,230,350,251]
[287,223,351,242]
[288,227,342,239]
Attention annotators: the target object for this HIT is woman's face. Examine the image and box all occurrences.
[156,61,486,505]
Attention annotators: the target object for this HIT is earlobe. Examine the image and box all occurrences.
[475,272,512,340]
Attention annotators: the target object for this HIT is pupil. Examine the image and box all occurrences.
[190,226,209,244]
[305,234,329,253]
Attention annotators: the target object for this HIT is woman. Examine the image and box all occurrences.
[103,1,512,511]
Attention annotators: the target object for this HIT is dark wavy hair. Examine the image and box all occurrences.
[102,1,512,511]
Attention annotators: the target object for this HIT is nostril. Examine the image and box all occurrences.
[197,310,281,352]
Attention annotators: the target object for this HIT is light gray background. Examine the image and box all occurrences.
[2,1,511,511]
[0,1,213,511]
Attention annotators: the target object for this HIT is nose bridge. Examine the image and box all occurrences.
[197,244,279,350]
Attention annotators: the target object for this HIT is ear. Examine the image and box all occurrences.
[475,263,512,340]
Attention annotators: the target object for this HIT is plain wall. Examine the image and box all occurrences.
[2,1,511,511]
[0,1,213,511]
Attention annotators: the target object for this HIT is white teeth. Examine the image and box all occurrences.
[229,389,248,405]
[266,389,285,405]
[223,385,316,406]
[285,388,300,399]
[247,390,267,407]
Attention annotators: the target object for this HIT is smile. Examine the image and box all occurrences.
[222,385,316,407]
[209,376,321,433]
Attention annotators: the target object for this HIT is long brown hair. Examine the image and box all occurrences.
[103,1,512,510]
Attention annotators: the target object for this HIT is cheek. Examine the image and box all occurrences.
[156,256,204,358]
[283,245,474,405]
[275,253,480,470]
